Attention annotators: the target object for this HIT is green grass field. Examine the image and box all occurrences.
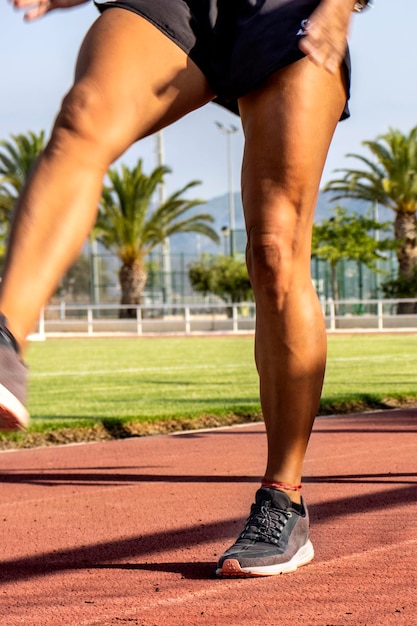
[2,333,417,447]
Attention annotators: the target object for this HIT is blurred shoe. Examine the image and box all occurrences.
[0,315,29,430]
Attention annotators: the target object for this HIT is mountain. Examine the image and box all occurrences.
[168,191,393,261]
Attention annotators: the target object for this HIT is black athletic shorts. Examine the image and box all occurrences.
[95,0,351,119]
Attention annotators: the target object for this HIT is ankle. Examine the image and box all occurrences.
[262,479,302,491]
[261,479,302,505]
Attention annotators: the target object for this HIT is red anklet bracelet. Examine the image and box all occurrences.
[262,479,302,492]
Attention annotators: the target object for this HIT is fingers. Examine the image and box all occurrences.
[299,23,345,74]
[9,0,51,21]
[9,0,89,21]
[24,2,51,21]
[298,1,353,74]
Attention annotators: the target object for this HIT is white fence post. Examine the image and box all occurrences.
[38,308,45,338]
[377,299,383,331]
[185,306,191,334]
[328,298,336,331]
[87,306,93,336]
[232,304,238,332]
[136,306,142,336]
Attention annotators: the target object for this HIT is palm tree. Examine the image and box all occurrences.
[325,127,417,286]
[0,130,45,221]
[0,130,45,263]
[95,159,220,316]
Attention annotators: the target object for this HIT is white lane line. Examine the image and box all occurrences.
[30,363,254,378]
[29,352,417,378]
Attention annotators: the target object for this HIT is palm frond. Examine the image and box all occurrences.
[325,126,417,215]
[95,159,218,260]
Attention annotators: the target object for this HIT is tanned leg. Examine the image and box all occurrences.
[239,57,347,503]
[0,9,214,350]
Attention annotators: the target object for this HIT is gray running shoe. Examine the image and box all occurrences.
[216,487,314,577]
[0,317,29,431]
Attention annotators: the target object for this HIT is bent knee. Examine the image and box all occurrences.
[47,81,129,166]
[246,229,309,304]
[57,82,107,142]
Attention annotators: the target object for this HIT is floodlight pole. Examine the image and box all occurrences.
[156,130,166,206]
[215,122,238,256]
[155,130,172,305]
[89,236,100,305]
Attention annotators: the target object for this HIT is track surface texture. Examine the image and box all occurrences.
[1,409,417,625]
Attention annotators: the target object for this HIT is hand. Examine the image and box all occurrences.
[9,0,90,21]
[298,0,356,74]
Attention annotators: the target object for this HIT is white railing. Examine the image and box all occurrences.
[323,298,417,332]
[29,298,417,339]
[32,302,256,339]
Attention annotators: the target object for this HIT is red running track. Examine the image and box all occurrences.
[1,409,417,625]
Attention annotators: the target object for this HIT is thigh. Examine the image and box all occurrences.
[239,57,347,251]
[69,7,215,159]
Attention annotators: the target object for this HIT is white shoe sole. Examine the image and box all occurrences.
[0,382,30,431]
[217,539,314,577]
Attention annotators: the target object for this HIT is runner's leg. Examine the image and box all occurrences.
[217,54,347,578]
[0,9,214,349]
[239,56,347,501]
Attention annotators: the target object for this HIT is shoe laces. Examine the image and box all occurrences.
[239,500,292,546]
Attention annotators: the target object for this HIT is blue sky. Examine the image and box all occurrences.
[1,1,416,202]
